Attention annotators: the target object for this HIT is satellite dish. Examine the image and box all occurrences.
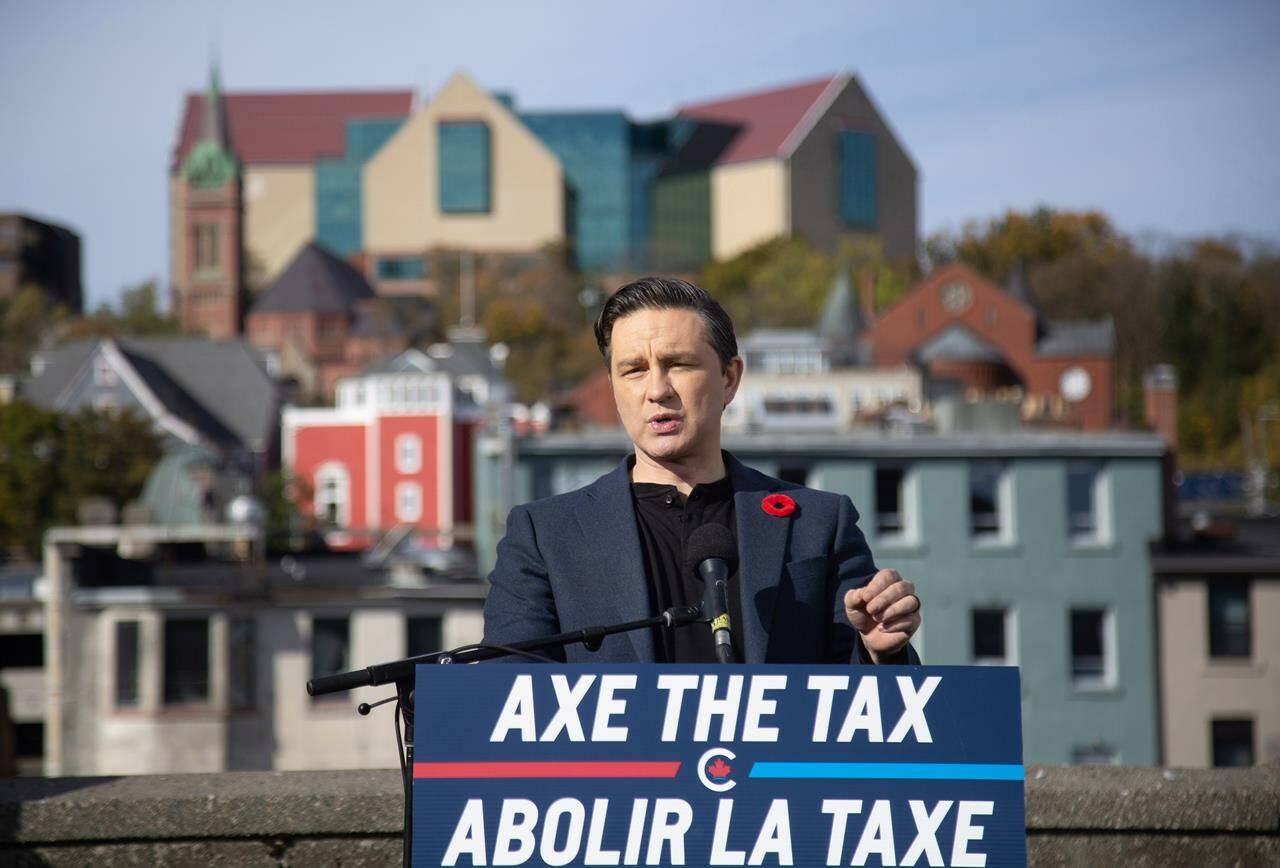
[1060,366,1092,402]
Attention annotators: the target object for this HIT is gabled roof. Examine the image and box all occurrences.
[915,324,1007,364]
[250,242,375,314]
[1037,319,1116,358]
[676,75,839,165]
[24,338,279,452]
[172,89,413,168]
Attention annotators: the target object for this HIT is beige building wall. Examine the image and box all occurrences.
[363,72,564,256]
[167,176,186,301]
[710,159,789,260]
[243,165,316,289]
[787,74,918,263]
[1160,577,1280,767]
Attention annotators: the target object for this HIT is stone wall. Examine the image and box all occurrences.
[2,766,1277,866]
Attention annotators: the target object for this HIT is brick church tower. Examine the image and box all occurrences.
[173,64,243,339]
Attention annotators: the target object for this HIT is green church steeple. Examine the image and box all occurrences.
[183,61,237,189]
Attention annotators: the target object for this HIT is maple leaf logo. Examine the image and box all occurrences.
[706,758,732,779]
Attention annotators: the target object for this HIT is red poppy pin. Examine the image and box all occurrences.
[761,493,796,517]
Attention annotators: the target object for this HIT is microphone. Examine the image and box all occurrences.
[686,523,739,664]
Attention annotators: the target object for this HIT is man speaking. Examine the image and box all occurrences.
[483,277,921,665]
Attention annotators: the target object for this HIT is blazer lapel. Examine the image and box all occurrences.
[729,456,792,663]
[576,458,655,661]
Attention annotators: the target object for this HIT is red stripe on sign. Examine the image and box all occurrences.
[413,761,680,779]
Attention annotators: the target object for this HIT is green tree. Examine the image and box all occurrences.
[0,286,67,373]
[64,280,179,340]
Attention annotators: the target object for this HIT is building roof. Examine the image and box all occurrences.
[358,331,501,381]
[1037,319,1116,358]
[172,90,413,168]
[916,324,1007,363]
[25,337,279,452]
[250,242,375,314]
[676,75,838,165]
[1150,517,1280,574]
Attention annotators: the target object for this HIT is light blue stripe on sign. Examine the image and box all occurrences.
[749,762,1024,781]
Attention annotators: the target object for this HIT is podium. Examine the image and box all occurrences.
[411,665,1025,866]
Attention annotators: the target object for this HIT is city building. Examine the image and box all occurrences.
[474,428,1167,765]
[23,336,281,474]
[245,241,407,399]
[1153,518,1280,768]
[40,523,485,776]
[869,263,1116,430]
[282,334,507,553]
[0,212,82,316]
[170,65,412,337]
[171,67,917,340]
[0,562,44,776]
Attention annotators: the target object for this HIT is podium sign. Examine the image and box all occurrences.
[413,665,1024,866]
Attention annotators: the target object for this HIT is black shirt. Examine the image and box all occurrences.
[630,474,746,663]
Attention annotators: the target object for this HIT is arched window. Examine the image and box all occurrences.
[313,462,350,528]
[394,433,423,474]
[395,482,422,523]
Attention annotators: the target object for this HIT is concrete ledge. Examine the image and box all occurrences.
[2,766,1278,866]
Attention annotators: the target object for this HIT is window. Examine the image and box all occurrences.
[163,618,210,705]
[970,460,1006,540]
[875,465,906,538]
[1067,460,1103,541]
[377,256,427,280]
[395,433,423,474]
[1072,745,1118,765]
[438,121,492,213]
[192,223,220,273]
[406,616,443,657]
[1070,608,1111,689]
[837,129,878,229]
[0,633,43,668]
[1208,579,1251,659]
[313,462,350,528]
[395,481,423,523]
[311,616,350,693]
[93,354,118,386]
[114,621,140,707]
[762,397,833,415]
[228,617,256,711]
[1211,719,1254,767]
[972,608,1010,665]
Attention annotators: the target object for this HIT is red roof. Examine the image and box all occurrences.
[677,75,839,166]
[172,90,414,168]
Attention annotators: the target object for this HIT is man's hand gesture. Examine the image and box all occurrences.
[844,569,921,663]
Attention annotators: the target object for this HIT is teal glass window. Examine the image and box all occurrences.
[837,130,877,229]
[438,122,492,213]
[376,257,427,280]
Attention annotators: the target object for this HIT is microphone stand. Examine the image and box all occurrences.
[304,605,701,868]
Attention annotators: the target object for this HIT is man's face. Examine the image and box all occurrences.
[608,307,742,465]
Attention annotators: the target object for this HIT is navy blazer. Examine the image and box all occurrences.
[482,452,919,665]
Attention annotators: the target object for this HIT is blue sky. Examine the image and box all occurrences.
[1,0,1277,308]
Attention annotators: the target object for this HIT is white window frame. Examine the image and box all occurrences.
[971,607,1017,666]
[395,481,423,523]
[1070,607,1116,691]
[313,462,351,528]
[394,433,423,474]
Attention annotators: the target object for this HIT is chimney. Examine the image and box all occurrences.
[1144,364,1179,449]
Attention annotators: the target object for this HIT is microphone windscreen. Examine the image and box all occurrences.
[685,522,738,575]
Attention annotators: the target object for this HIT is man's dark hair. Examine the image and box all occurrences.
[593,277,738,369]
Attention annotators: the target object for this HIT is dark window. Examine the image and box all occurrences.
[229,618,256,711]
[0,633,43,668]
[163,618,210,704]
[1071,744,1117,765]
[1208,579,1251,659]
[311,617,350,687]
[115,621,140,707]
[1212,719,1254,767]
[406,616,443,657]
[876,465,905,536]
[837,129,877,229]
[377,256,428,280]
[193,223,220,272]
[777,465,811,487]
[1067,461,1101,538]
[13,721,42,758]
[1070,609,1108,686]
[972,609,1007,662]
[970,461,1004,538]
[438,122,492,213]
